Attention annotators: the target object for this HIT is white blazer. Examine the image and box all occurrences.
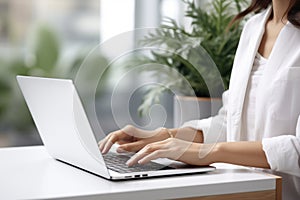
[182,7,300,177]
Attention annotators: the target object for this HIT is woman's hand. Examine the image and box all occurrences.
[126,138,217,167]
[98,125,171,154]
[126,139,271,169]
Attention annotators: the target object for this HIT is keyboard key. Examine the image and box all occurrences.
[102,153,171,173]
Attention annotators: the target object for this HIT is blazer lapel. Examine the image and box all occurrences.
[228,7,272,141]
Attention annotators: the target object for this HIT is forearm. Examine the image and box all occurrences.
[212,141,270,168]
[169,127,204,143]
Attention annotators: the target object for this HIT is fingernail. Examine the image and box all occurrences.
[126,160,132,166]
[117,147,126,153]
[102,148,107,154]
[138,159,146,165]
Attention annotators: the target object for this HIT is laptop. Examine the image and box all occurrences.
[16,75,215,180]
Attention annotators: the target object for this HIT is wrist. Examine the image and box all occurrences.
[163,127,174,138]
[180,142,221,166]
[195,129,204,143]
[197,143,222,165]
[158,127,174,140]
[210,143,222,163]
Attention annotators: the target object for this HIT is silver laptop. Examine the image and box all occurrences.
[17,75,215,180]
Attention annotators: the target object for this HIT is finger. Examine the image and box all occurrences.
[102,128,135,153]
[126,144,161,166]
[116,140,129,145]
[98,130,122,151]
[138,150,167,165]
[115,147,128,153]
[126,151,148,167]
[117,140,146,153]
[98,134,112,152]
[102,132,122,154]
[100,128,136,153]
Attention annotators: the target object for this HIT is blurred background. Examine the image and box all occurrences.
[0,0,189,147]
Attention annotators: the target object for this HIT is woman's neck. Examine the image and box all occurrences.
[271,0,291,24]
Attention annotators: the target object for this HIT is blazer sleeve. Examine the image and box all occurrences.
[181,90,228,144]
[262,116,300,177]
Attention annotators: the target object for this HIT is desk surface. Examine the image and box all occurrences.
[0,146,279,200]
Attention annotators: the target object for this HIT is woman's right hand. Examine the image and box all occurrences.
[98,125,171,154]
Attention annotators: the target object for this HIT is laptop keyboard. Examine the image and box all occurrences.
[103,152,171,173]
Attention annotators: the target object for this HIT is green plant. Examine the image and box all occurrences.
[0,25,108,132]
[129,0,249,116]
[0,25,61,131]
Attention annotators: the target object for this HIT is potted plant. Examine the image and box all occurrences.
[128,0,248,126]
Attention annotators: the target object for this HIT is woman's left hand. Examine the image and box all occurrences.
[126,138,217,167]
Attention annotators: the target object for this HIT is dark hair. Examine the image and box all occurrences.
[231,0,300,28]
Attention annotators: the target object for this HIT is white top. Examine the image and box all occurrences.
[241,52,267,141]
[181,7,300,177]
[0,146,277,200]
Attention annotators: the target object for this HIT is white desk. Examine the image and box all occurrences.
[0,146,281,200]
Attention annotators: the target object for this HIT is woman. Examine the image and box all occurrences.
[99,0,300,177]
